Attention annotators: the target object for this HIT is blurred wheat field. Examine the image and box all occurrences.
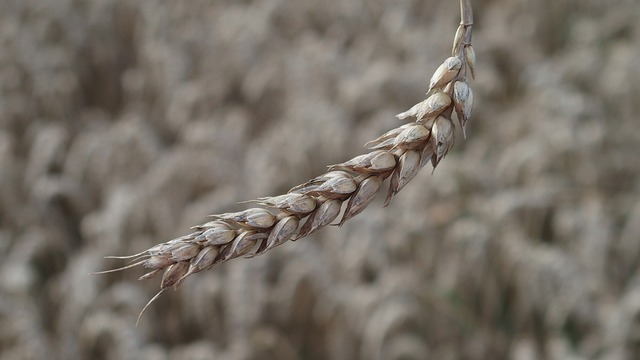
[1,0,639,359]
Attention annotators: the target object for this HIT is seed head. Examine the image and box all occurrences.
[95,4,477,325]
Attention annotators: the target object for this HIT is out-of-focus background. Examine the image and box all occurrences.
[1,0,639,359]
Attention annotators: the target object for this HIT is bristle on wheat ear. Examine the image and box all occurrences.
[94,0,476,323]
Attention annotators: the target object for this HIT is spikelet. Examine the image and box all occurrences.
[396,90,452,121]
[212,208,277,229]
[252,216,299,255]
[452,24,465,55]
[453,80,474,137]
[328,151,397,173]
[294,199,343,239]
[254,194,317,215]
[429,57,462,92]
[431,116,455,167]
[340,175,384,225]
[464,45,476,80]
[385,150,421,206]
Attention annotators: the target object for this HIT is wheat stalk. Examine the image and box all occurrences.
[94,0,476,324]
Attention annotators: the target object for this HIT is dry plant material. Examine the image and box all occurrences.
[94,0,476,324]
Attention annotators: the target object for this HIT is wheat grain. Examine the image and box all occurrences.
[94,0,476,324]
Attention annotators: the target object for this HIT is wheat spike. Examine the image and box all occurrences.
[93,0,476,321]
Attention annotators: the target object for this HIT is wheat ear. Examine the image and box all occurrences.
[94,0,475,324]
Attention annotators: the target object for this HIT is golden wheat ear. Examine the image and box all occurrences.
[94,0,475,323]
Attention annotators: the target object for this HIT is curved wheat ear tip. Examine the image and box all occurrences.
[94,0,475,323]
